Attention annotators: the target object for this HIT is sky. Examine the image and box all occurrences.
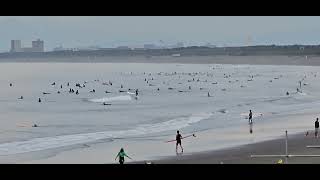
[0,16,320,52]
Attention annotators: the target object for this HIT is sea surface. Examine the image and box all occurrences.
[0,62,319,163]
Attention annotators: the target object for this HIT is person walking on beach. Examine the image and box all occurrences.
[115,148,132,164]
[315,118,319,138]
[249,110,253,124]
[176,130,184,153]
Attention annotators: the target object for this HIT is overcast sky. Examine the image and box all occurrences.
[0,16,319,51]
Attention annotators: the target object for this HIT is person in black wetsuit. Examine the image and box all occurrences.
[176,130,183,153]
[315,118,319,138]
[249,110,253,124]
[135,89,138,96]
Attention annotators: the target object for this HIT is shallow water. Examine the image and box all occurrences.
[0,62,319,163]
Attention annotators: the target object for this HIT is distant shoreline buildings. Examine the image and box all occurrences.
[10,39,44,53]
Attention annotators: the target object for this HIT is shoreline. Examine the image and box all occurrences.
[132,131,320,164]
[19,109,320,164]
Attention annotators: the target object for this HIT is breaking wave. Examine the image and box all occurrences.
[0,112,212,155]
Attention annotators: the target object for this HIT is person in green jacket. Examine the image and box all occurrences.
[115,148,132,164]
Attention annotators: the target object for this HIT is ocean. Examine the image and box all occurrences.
[0,62,319,163]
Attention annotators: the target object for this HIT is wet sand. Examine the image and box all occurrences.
[136,131,320,164]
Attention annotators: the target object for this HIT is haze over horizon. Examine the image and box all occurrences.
[0,16,320,52]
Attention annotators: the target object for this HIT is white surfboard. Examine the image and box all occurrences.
[127,92,136,95]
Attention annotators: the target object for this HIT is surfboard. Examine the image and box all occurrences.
[165,134,196,143]
[240,112,263,119]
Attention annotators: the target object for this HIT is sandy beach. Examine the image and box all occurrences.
[144,131,320,164]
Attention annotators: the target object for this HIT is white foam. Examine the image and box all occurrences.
[0,112,212,155]
[297,92,307,96]
[89,95,132,103]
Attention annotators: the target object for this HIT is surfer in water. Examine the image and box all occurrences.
[115,148,132,164]
[38,98,41,103]
[135,89,139,96]
[18,96,23,99]
[176,130,184,153]
[249,110,253,124]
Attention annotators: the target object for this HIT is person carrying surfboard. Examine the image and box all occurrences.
[249,110,253,124]
[115,148,132,164]
[176,130,184,153]
[315,118,319,138]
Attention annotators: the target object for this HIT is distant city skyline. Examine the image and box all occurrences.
[1,16,320,52]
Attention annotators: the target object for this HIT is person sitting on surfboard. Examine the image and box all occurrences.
[115,148,132,164]
[176,130,183,153]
